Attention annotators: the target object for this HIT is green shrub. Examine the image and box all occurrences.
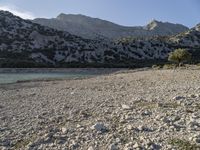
[168,48,192,67]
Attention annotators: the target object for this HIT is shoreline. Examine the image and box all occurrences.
[0,68,129,85]
[0,68,127,73]
[1,69,200,149]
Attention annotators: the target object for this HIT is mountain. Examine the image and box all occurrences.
[117,23,200,61]
[170,23,200,47]
[0,11,115,67]
[33,14,189,40]
[0,11,199,68]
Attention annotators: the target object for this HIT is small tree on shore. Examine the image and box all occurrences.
[168,48,192,67]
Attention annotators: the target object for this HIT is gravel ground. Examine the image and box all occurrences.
[1,69,200,150]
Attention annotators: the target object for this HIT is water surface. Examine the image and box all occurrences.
[0,68,123,84]
[0,72,95,84]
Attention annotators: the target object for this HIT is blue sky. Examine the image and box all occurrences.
[0,0,199,28]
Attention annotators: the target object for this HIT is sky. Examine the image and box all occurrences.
[0,0,199,28]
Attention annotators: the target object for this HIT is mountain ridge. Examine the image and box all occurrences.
[33,13,189,39]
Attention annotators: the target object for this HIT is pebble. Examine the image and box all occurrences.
[141,110,152,116]
[188,94,197,98]
[69,140,79,149]
[61,127,67,134]
[191,135,200,143]
[127,124,133,130]
[91,123,107,132]
[121,104,131,110]
[70,92,75,95]
[173,96,185,100]
[109,143,118,150]
[137,125,154,132]
[132,142,139,148]
[88,146,95,150]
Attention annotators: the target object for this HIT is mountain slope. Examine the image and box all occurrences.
[33,14,189,40]
[115,24,200,64]
[0,11,115,67]
[0,11,199,68]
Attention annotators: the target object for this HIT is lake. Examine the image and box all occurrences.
[0,68,122,84]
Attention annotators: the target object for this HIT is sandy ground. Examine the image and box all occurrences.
[1,68,200,150]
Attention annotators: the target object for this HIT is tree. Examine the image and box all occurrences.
[168,48,192,67]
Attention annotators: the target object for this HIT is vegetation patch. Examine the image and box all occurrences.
[158,102,181,109]
[14,134,37,149]
[135,101,158,109]
[169,138,200,150]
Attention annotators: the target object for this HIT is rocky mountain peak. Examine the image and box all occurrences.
[145,19,161,30]
[195,23,200,31]
[144,19,189,36]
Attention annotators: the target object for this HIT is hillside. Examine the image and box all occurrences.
[0,11,114,67]
[116,23,200,64]
[0,11,200,68]
[33,14,188,40]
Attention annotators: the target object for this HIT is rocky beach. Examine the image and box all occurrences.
[1,68,200,150]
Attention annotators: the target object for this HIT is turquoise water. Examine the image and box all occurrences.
[0,72,95,84]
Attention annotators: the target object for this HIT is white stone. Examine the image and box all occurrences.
[133,142,139,148]
[61,127,67,133]
[127,124,133,130]
[88,146,95,150]
[115,138,121,143]
[121,104,131,110]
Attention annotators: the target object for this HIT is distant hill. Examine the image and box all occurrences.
[33,14,188,39]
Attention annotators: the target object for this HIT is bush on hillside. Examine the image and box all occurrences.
[168,48,191,67]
